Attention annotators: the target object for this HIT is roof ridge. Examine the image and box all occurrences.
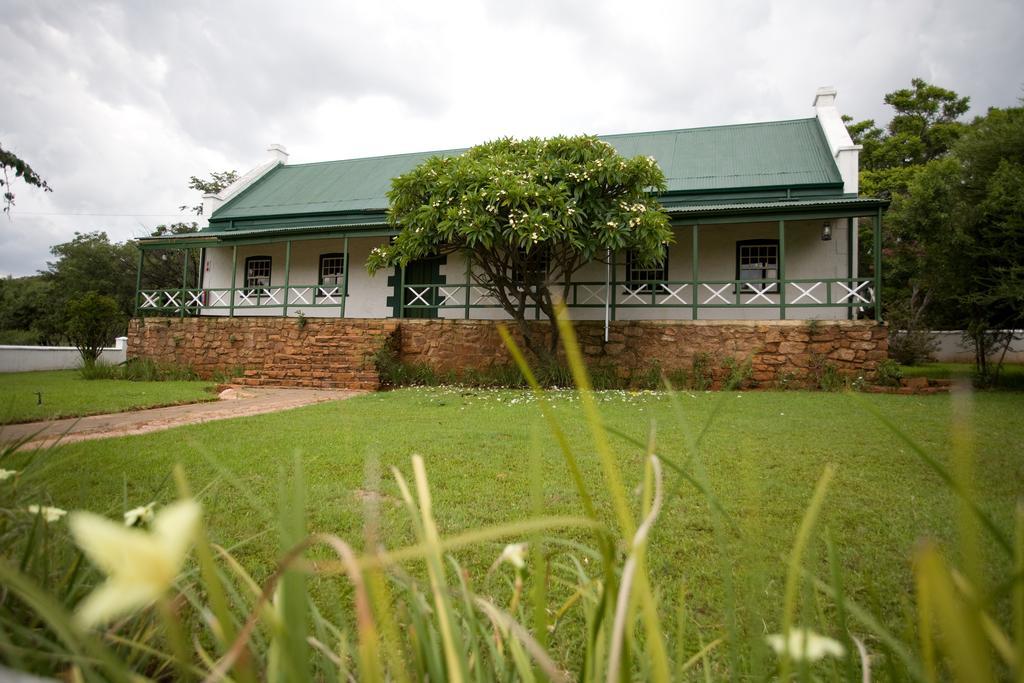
[597,117,817,139]
[282,147,466,169]
[277,117,819,168]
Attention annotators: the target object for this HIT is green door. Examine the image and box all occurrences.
[391,256,445,318]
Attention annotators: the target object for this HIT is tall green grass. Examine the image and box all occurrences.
[0,306,1019,681]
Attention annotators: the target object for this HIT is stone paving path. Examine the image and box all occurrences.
[0,386,363,449]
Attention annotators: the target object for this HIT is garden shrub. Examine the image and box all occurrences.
[874,358,903,387]
[66,292,124,367]
[690,352,714,390]
[808,354,844,392]
[588,364,621,390]
[633,360,663,390]
[80,358,201,382]
[78,361,119,380]
[722,355,754,390]
[664,367,689,389]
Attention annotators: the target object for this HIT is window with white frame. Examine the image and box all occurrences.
[626,249,668,292]
[244,256,271,302]
[317,253,346,300]
[735,240,778,293]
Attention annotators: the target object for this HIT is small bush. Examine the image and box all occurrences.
[690,352,714,390]
[885,288,938,365]
[535,360,574,388]
[809,354,845,392]
[80,358,200,382]
[372,346,440,387]
[633,361,663,390]
[665,367,689,389]
[888,329,938,366]
[66,292,125,364]
[211,365,246,383]
[79,361,119,380]
[722,355,753,390]
[774,371,797,390]
[874,358,903,387]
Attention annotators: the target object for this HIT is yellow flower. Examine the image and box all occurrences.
[766,628,845,662]
[69,500,201,628]
[0,468,17,481]
[123,502,156,527]
[27,505,66,522]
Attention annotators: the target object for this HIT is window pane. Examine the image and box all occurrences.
[627,249,668,286]
[246,257,271,288]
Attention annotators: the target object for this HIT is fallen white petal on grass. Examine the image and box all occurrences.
[123,502,157,527]
[27,505,67,523]
[766,628,846,662]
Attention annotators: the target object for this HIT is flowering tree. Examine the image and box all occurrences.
[366,136,672,356]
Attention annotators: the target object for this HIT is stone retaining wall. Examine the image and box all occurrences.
[398,319,887,388]
[128,317,398,390]
[130,317,887,390]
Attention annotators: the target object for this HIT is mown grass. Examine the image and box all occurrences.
[12,386,1022,668]
[900,361,1024,388]
[0,370,216,424]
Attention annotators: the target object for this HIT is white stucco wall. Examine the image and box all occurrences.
[200,237,394,318]
[194,221,857,321]
[0,338,128,373]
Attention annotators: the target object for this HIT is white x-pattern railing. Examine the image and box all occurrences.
[137,278,874,316]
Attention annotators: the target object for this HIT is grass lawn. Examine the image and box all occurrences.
[900,361,1024,388]
[11,386,1022,666]
[0,370,217,424]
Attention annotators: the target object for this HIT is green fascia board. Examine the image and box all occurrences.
[210,117,843,223]
[204,211,388,233]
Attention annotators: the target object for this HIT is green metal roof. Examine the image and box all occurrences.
[661,196,883,215]
[208,117,843,227]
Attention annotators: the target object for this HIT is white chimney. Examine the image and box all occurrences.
[813,86,837,108]
[202,193,223,217]
[812,87,861,195]
[267,144,289,164]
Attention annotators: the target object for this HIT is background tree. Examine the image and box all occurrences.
[141,222,202,293]
[1,143,52,214]
[42,231,138,318]
[65,292,125,364]
[0,275,56,344]
[886,106,1024,383]
[367,136,672,356]
[845,78,970,198]
[179,170,239,215]
[843,79,972,349]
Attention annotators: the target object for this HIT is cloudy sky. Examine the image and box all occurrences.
[1,0,1021,277]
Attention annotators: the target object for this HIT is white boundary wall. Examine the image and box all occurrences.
[925,330,1024,363]
[0,337,128,373]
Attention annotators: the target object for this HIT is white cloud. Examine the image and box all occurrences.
[1,0,1021,276]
